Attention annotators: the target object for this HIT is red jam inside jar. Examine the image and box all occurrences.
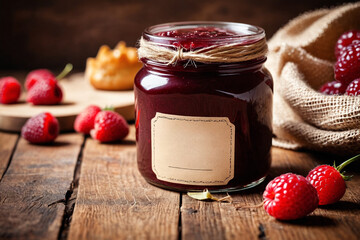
[135,22,273,192]
[155,27,237,49]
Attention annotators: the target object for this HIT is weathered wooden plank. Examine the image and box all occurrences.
[181,148,360,240]
[0,131,18,179]
[0,133,83,240]
[68,126,180,240]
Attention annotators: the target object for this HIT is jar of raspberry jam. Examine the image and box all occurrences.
[135,21,273,192]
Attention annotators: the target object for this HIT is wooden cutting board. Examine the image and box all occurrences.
[0,73,134,132]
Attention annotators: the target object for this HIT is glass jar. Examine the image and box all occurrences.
[135,21,273,192]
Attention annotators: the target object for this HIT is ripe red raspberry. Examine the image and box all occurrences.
[26,78,63,105]
[345,78,360,96]
[21,112,59,144]
[263,173,318,220]
[74,105,102,134]
[0,76,21,104]
[334,41,360,85]
[25,69,55,90]
[335,30,360,59]
[319,80,347,95]
[25,64,72,105]
[338,40,360,58]
[90,110,129,142]
[306,154,360,205]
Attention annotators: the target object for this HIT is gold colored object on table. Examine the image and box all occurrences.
[85,42,143,90]
[187,189,232,202]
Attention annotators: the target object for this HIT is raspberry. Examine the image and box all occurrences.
[25,64,72,105]
[0,77,21,104]
[25,69,55,90]
[21,112,59,144]
[74,105,102,134]
[90,110,129,142]
[338,40,360,57]
[26,78,63,105]
[319,81,347,95]
[263,173,318,220]
[335,30,360,59]
[345,78,360,96]
[306,154,360,205]
[334,41,360,85]
[306,166,345,205]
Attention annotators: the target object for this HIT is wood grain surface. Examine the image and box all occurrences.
[180,148,360,240]
[68,127,180,240]
[0,127,360,240]
[0,73,134,132]
[0,133,83,240]
[0,132,18,179]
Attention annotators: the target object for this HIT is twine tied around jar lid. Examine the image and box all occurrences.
[138,37,268,65]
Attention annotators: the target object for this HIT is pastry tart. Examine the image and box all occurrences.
[86,42,142,90]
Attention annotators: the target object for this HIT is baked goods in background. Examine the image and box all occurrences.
[86,42,142,90]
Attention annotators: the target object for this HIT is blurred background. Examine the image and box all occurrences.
[0,0,357,70]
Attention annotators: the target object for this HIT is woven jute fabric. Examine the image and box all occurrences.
[266,2,360,155]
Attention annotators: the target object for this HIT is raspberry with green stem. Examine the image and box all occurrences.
[306,154,360,205]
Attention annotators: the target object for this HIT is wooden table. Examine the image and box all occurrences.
[0,126,359,240]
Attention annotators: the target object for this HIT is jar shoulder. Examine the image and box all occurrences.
[135,66,272,94]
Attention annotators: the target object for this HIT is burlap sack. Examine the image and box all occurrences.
[266,2,360,155]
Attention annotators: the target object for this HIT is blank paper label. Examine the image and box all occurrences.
[151,113,235,186]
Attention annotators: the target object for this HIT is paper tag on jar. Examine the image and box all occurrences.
[151,113,235,186]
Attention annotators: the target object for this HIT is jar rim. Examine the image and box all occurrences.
[143,21,265,46]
